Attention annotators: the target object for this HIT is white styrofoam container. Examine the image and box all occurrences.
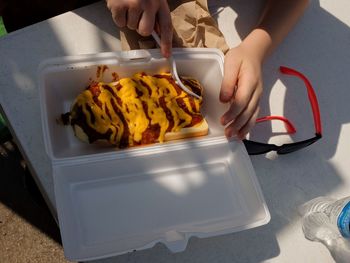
[38,48,270,261]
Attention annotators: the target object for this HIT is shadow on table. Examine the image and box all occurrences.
[0,139,62,244]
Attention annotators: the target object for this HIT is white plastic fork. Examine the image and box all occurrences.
[151,31,201,99]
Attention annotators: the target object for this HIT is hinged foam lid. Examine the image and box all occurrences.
[38,48,270,261]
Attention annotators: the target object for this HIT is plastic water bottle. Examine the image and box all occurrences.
[299,196,350,263]
[299,196,350,238]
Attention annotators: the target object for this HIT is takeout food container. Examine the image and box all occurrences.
[38,48,270,261]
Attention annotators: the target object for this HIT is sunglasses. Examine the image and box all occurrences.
[243,66,322,155]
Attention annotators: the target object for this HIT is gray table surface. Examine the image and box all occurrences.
[1,0,350,262]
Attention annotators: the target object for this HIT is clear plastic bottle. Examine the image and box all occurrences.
[299,196,350,238]
[299,196,350,263]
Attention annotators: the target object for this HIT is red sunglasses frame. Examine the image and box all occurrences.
[243,66,322,155]
[279,66,322,135]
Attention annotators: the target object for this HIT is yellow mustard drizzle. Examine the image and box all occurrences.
[73,72,202,146]
[74,87,124,145]
[133,74,169,142]
[116,78,149,145]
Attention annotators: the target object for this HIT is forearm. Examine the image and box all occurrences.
[241,0,310,62]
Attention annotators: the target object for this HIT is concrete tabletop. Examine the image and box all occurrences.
[1,0,350,262]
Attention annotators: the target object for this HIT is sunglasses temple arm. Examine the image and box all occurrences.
[256,115,296,134]
[280,66,322,135]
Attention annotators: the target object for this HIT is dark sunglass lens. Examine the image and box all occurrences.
[277,143,306,154]
[243,140,276,155]
[277,136,320,154]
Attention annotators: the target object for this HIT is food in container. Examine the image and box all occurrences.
[64,72,208,148]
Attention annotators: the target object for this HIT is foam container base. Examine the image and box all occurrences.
[38,48,270,261]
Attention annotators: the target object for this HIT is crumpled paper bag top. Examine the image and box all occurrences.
[120,0,229,54]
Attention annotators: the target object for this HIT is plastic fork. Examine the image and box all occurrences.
[151,31,201,99]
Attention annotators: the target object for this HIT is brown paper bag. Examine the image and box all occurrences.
[120,0,229,54]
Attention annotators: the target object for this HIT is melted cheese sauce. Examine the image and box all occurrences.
[72,72,203,146]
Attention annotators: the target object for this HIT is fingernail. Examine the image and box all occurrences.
[220,91,230,102]
[164,51,170,58]
[220,116,227,126]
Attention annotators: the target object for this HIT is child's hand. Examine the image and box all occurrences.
[106,0,172,57]
[220,0,310,140]
[220,44,263,140]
